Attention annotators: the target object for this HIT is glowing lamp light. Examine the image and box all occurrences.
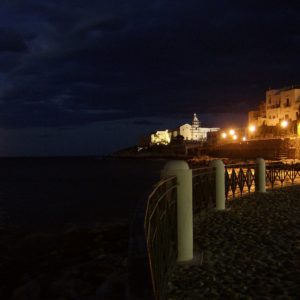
[233,135,237,140]
[229,129,235,136]
[221,132,227,138]
[242,137,246,141]
[281,120,288,128]
[249,125,256,133]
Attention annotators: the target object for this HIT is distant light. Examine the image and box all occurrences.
[233,135,237,140]
[249,125,256,133]
[281,120,288,128]
[242,137,246,141]
[229,129,235,136]
[221,132,227,138]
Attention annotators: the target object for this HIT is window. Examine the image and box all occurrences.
[285,114,289,119]
[286,98,290,106]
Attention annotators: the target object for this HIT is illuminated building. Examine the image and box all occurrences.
[150,130,171,145]
[179,113,219,141]
[148,114,219,146]
[248,86,300,129]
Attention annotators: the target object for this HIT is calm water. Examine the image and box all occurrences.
[0,157,167,228]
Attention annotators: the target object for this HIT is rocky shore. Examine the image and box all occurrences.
[167,185,300,299]
[0,222,129,300]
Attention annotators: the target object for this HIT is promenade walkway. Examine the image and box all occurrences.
[166,185,300,299]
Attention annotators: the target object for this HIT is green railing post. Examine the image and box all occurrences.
[256,158,266,193]
[161,160,193,262]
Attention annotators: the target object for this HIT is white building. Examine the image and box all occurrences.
[179,123,192,140]
[179,113,219,141]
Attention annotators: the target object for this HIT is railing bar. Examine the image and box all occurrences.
[192,166,214,171]
[147,176,176,200]
[144,177,176,224]
[192,173,214,177]
[145,186,177,226]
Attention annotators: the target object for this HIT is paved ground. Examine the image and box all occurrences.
[167,185,300,299]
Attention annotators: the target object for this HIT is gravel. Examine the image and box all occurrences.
[167,185,300,299]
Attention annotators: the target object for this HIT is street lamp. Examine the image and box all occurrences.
[248,125,256,140]
[229,129,235,136]
[248,125,256,133]
[280,120,288,128]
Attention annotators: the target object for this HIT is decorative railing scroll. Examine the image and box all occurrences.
[192,167,215,213]
[266,162,300,188]
[225,164,256,200]
[144,176,177,300]
[225,162,300,199]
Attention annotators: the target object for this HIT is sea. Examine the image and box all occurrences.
[0,157,167,229]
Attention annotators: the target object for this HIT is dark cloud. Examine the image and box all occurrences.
[0,28,27,52]
[0,0,299,131]
[0,53,23,71]
[132,119,163,126]
[74,16,127,36]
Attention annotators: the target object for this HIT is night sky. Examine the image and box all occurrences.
[0,0,299,156]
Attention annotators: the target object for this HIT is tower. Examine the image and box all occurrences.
[191,113,201,140]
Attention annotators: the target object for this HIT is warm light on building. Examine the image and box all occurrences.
[242,136,246,141]
[233,135,237,140]
[248,125,256,133]
[280,120,288,128]
[221,132,227,138]
[179,113,220,141]
[150,130,171,145]
[229,129,235,136]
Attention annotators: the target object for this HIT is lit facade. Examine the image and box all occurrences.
[150,130,171,145]
[179,124,192,140]
[249,86,300,127]
[179,113,219,141]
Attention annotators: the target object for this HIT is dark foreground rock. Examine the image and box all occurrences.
[0,222,128,300]
[167,185,300,299]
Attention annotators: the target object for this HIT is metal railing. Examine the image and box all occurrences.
[225,163,256,200]
[192,167,215,212]
[144,176,177,300]
[224,162,300,200]
[266,162,300,188]
[144,160,300,300]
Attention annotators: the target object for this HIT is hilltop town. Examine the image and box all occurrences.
[114,86,300,160]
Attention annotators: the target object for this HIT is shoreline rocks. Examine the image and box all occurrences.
[0,221,129,299]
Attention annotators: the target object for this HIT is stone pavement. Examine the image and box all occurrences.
[167,186,300,299]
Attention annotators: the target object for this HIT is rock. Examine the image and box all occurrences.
[12,279,40,300]
[0,222,129,299]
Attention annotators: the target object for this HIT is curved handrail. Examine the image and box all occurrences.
[144,176,177,300]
